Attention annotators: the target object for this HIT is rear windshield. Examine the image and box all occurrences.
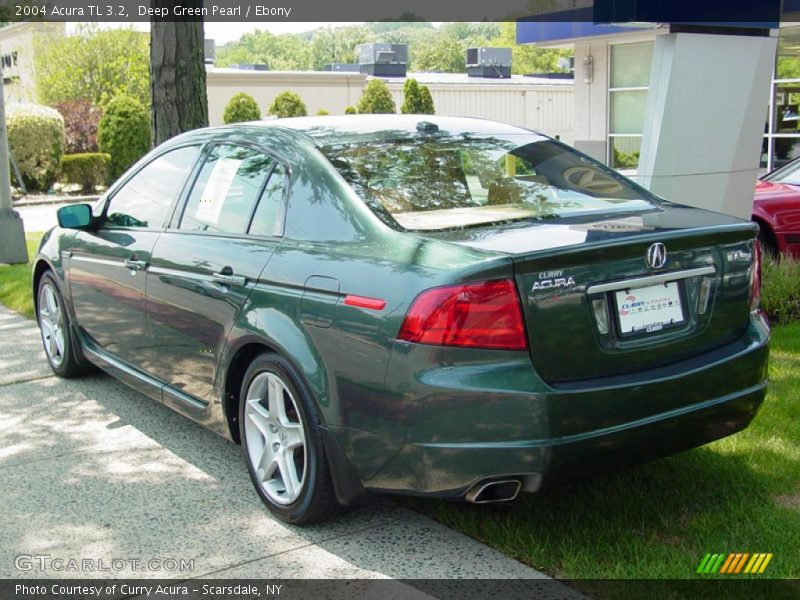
[321,134,660,231]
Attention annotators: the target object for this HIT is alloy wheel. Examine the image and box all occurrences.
[38,282,65,368]
[243,371,308,505]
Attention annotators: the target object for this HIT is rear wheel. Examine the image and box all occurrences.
[37,272,86,378]
[239,352,342,524]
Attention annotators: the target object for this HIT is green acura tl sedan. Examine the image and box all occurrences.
[33,115,769,524]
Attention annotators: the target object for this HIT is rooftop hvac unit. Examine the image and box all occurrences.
[466,47,512,78]
[356,43,408,77]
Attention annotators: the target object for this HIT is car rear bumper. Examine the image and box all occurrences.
[353,313,769,498]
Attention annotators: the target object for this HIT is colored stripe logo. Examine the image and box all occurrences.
[696,553,773,574]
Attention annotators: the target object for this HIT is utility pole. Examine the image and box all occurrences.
[0,66,28,265]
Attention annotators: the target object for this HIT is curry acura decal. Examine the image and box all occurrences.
[696,552,773,575]
[530,270,576,292]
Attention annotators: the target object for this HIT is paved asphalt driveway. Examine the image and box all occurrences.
[0,305,578,592]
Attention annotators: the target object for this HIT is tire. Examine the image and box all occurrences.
[239,351,342,525]
[36,272,87,378]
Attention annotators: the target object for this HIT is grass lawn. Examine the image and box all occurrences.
[0,232,42,319]
[404,324,800,587]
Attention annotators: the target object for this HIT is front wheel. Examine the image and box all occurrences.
[239,352,342,525]
[37,272,87,378]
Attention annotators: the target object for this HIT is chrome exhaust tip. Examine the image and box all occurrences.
[465,479,522,504]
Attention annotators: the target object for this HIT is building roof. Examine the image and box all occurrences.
[207,66,573,87]
[379,71,573,87]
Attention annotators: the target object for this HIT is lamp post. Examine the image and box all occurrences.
[0,66,28,265]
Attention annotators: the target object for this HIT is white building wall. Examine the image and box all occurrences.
[385,82,574,143]
[0,22,65,103]
[206,70,575,144]
[206,70,367,125]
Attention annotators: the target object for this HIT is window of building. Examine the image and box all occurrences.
[764,26,800,173]
[104,146,201,229]
[608,41,654,173]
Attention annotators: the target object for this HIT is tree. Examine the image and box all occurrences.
[357,79,396,114]
[35,25,149,108]
[309,26,373,70]
[494,22,571,75]
[150,1,209,145]
[412,34,465,73]
[401,79,434,115]
[268,91,308,118]
[223,93,261,124]
[216,31,310,70]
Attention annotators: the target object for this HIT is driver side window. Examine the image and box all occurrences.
[104,146,201,229]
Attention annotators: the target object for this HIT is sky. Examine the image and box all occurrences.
[68,22,441,45]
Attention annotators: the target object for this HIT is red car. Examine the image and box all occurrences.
[753,158,800,257]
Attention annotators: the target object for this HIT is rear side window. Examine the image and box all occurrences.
[249,163,287,237]
[321,135,659,231]
[180,144,273,234]
[105,145,200,229]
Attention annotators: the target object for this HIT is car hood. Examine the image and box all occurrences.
[423,203,752,255]
[755,179,800,200]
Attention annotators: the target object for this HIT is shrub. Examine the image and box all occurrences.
[223,92,261,124]
[761,255,800,325]
[401,79,435,115]
[316,109,330,116]
[357,79,396,114]
[53,99,102,154]
[6,103,65,191]
[59,153,110,193]
[613,147,640,169]
[268,91,307,118]
[345,106,357,114]
[418,85,435,115]
[97,96,150,180]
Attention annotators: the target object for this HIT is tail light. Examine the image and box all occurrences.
[750,239,762,311]
[397,279,528,351]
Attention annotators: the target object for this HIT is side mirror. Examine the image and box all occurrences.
[57,204,93,229]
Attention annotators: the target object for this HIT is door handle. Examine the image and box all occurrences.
[211,268,247,287]
[124,258,147,270]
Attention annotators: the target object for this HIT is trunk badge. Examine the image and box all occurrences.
[647,243,667,269]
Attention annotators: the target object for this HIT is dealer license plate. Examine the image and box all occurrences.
[615,281,685,335]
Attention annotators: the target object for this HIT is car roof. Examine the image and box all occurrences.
[189,115,541,148]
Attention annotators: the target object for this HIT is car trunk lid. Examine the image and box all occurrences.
[428,205,758,383]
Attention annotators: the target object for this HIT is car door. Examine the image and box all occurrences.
[67,144,202,367]
[144,142,289,405]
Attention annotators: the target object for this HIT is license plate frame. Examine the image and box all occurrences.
[613,281,686,337]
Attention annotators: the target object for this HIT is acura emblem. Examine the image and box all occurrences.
[646,243,667,269]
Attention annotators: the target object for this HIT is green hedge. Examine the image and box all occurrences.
[223,92,261,124]
[59,153,110,193]
[268,91,308,118]
[98,96,150,181]
[6,103,65,191]
[761,255,800,325]
[357,79,396,114]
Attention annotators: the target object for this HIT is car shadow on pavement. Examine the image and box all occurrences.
[0,369,545,582]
